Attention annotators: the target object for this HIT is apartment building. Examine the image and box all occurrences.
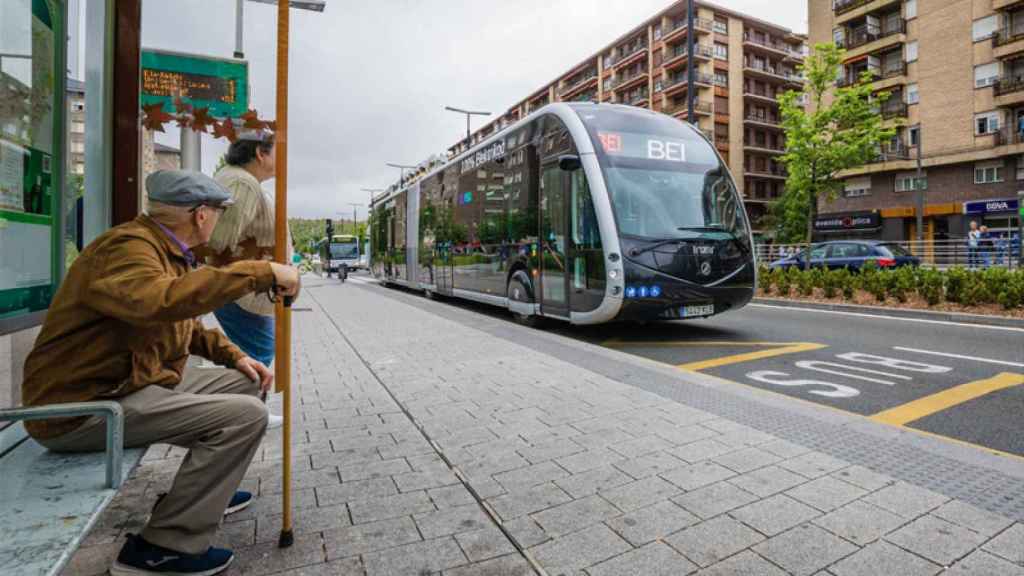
[809,0,1024,243]
[67,78,85,175]
[447,1,806,239]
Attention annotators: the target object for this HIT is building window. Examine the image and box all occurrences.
[1017,155,1024,180]
[714,43,728,59]
[905,41,918,62]
[975,111,1001,135]
[974,62,1000,88]
[714,72,728,87]
[972,15,999,42]
[895,172,926,192]
[905,0,917,19]
[71,101,85,113]
[654,79,663,92]
[909,125,920,146]
[654,25,662,40]
[975,161,1005,184]
[713,17,728,35]
[833,27,845,47]
[906,83,919,104]
[844,177,872,198]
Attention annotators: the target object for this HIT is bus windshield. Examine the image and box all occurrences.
[576,105,750,243]
[330,242,358,258]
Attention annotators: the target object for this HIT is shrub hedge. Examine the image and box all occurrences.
[758,264,1024,310]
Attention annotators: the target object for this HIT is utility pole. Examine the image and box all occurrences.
[445,106,491,148]
[915,127,924,244]
[1017,189,1023,269]
[686,0,696,123]
[348,202,364,235]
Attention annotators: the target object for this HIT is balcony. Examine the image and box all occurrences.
[880,101,908,119]
[744,62,804,85]
[612,43,649,69]
[663,16,713,42]
[744,113,782,127]
[994,27,1024,59]
[833,0,873,15]
[833,0,901,24]
[743,88,780,103]
[994,0,1024,9]
[745,141,786,155]
[995,74,1024,106]
[837,62,907,88]
[559,71,598,97]
[663,43,714,69]
[612,70,649,91]
[664,99,713,117]
[870,144,912,163]
[745,166,788,179]
[742,34,804,59]
[841,19,905,51]
[663,72,715,95]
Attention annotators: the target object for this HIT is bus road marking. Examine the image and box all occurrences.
[893,347,1024,369]
[793,360,911,386]
[678,342,827,372]
[870,372,1024,426]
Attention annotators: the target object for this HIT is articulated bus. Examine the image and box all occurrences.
[370,103,755,325]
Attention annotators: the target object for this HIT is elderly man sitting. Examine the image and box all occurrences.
[21,170,300,576]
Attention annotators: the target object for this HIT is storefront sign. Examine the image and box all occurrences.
[140,50,249,118]
[813,212,881,231]
[963,198,1020,215]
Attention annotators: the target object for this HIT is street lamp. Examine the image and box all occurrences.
[235,0,326,59]
[347,203,364,235]
[445,106,491,146]
[386,163,417,187]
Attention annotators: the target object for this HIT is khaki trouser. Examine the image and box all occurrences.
[39,368,268,554]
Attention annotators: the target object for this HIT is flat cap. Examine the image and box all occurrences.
[145,170,235,208]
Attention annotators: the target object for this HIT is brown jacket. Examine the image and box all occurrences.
[22,215,276,440]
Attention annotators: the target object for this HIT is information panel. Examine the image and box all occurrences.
[140,49,249,118]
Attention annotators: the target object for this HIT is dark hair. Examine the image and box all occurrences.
[225,133,275,166]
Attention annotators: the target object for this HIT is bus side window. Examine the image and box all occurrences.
[571,169,603,291]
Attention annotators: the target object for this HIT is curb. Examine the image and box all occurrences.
[752,297,1024,329]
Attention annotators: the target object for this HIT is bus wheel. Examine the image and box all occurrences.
[508,271,540,327]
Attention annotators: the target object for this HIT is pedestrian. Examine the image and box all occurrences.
[21,170,301,576]
[967,220,980,268]
[979,224,995,268]
[201,129,292,369]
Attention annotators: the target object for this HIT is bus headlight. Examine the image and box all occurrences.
[609,269,620,280]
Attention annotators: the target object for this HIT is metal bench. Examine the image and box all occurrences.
[0,402,146,576]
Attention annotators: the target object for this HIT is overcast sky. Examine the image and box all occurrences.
[141,0,806,219]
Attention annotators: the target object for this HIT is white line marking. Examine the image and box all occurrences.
[893,347,1024,368]
[750,303,1024,333]
[794,360,906,386]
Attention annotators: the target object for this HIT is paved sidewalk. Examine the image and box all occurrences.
[63,278,1024,575]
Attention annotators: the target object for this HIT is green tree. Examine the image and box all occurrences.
[775,42,896,265]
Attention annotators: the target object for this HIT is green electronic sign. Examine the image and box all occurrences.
[140,49,249,118]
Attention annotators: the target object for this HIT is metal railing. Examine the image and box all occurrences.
[558,71,598,96]
[833,0,873,15]
[756,239,1022,270]
[666,43,715,62]
[880,101,908,119]
[994,74,1024,96]
[746,166,788,177]
[743,34,804,57]
[664,72,716,91]
[612,43,648,66]
[841,20,906,50]
[745,113,781,125]
[870,144,912,162]
[993,26,1024,46]
[612,70,648,90]
[746,62,804,83]
[667,17,714,35]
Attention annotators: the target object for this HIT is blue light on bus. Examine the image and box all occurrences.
[650,285,662,298]
[625,286,637,298]
[638,286,650,298]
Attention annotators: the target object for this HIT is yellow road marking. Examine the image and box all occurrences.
[870,372,1024,426]
[678,343,828,372]
[604,340,812,348]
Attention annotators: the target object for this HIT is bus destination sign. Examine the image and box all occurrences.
[598,131,687,163]
[140,50,249,118]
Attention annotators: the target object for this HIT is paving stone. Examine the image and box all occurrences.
[945,550,1024,576]
[712,447,783,474]
[667,438,736,463]
[730,494,821,536]
[554,466,634,499]
[488,482,573,521]
[260,467,341,494]
[348,491,436,524]
[586,541,697,576]
[727,465,808,498]
[517,437,585,463]
[885,515,986,566]
[570,427,636,450]
[255,504,350,543]
[407,453,451,473]
[715,428,778,448]
[664,516,765,567]
[785,475,869,513]
[557,448,626,474]
[338,457,411,482]
[502,515,551,548]
[231,532,328,576]
[310,446,382,470]
[862,482,950,519]
[606,500,699,546]
[982,523,1024,564]
[660,461,736,491]
[753,523,859,576]
[429,485,478,509]
[613,451,688,479]
[315,477,397,507]
[671,481,759,520]
[532,494,621,537]
[215,519,256,549]
[393,467,460,492]
[811,500,907,546]
[608,435,676,459]
[760,439,813,459]
[493,460,571,493]
[599,476,682,512]
[654,424,719,446]
[466,476,506,500]
[830,541,940,576]
[930,500,1015,538]
[443,553,533,576]
[830,465,894,492]
[454,526,517,562]
[460,451,531,478]
[378,439,435,460]
[777,451,849,479]
[363,536,468,576]
[414,504,492,539]
[697,550,788,576]
[529,523,632,575]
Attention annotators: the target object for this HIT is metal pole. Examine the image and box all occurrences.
[234,0,245,59]
[273,0,294,549]
[180,129,201,171]
[466,115,471,144]
[915,127,924,247]
[1017,190,1023,268]
[686,0,696,122]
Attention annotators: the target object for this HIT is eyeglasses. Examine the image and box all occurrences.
[189,203,228,214]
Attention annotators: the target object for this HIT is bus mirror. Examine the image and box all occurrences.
[558,155,582,172]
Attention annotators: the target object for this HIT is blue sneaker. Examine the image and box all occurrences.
[109,533,233,576]
[224,490,253,516]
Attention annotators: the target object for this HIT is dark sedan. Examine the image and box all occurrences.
[767,241,921,271]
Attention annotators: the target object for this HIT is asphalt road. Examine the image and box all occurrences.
[337,272,1024,458]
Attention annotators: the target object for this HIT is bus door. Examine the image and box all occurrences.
[540,163,569,317]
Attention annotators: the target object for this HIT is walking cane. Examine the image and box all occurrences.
[273,0,294,549]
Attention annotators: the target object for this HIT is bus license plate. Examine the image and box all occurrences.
[682,304,714,318]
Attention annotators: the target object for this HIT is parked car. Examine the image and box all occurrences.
[767,241,920,271]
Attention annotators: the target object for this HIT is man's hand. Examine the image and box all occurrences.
[269,262,301,299]
[236,356,274,393]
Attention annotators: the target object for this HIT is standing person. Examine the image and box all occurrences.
[979,224,995,268]
[967,220,981,268]
[201,130,291,369]
[22,170,301,576]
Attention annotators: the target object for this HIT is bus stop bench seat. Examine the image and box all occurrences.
[0,402,145,576]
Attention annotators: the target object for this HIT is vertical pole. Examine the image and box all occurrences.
[466,114,471,144]
[274,0,294,549]
[1017,191,1023,269]
[234,0,245,59]
[180,129,200,171]
[915,127,924,245]
[686,0,696,123]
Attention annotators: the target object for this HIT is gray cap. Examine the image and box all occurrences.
[145,170,235,208]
